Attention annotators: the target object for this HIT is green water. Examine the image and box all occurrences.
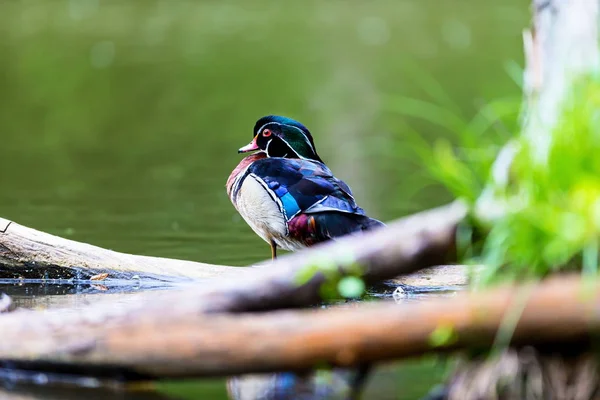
[0,1,527,398]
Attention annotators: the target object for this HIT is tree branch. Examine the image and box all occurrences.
[0,274,595,379]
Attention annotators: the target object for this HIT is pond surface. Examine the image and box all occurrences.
[0,1,526,398]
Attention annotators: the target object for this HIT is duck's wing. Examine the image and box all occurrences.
[237,158,366,221]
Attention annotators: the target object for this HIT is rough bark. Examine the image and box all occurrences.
[0,274,596,379]
[0,216,239,281]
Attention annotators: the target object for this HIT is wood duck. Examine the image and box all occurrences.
[227,115,384,259]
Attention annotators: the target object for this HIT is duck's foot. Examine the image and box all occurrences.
[270,240,278,260]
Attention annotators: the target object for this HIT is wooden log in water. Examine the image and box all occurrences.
[203,201,467,312]
[0,216,239,281]
[0,274,595,378]
[0,202,468,313]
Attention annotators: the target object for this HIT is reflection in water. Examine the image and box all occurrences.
[226,360,448,400]
[0,281,173,310]
[227,368,367,400]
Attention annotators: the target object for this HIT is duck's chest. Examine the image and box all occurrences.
[227,155,303,251]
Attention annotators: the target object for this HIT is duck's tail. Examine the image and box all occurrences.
[356,215,386,231]
[310,212,385,240]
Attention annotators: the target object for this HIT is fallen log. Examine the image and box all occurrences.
[0,202,468,313]
[202,201,467,312]
[0,202,466,282]
[0,274,595,378]
[0,217,238,281]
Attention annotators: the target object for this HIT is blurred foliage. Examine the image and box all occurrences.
[392,94,521,204]
[420,74,600,285]
[429,324,459,348]
[478,75,600,284]
[296,249,366,300]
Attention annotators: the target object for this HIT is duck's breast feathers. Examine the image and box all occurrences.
[227,153,267,197]
[240,158,365,220]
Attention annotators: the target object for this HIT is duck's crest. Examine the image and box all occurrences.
[253,115,311,137]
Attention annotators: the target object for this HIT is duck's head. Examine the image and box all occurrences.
[238,115,323,163]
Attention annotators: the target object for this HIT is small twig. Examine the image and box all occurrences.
[0,219,11,234]
[90,273,109,281]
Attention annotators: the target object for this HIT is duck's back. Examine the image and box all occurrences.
[228,156,383,251]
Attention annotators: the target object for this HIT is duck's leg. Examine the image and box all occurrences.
[270,240,277,260]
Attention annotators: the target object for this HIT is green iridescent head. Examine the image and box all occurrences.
[238,115,323,163]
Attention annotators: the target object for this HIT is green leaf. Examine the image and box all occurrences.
[295,254,339,285]
[428,324,458,348]
[319,280,340,300]
[337,276,365,299]
[333,248,356,268]
[295,264,320,285]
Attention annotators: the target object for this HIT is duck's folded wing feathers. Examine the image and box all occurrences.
[243,158,366,220]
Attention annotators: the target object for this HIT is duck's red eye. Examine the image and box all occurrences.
[262,129,272,137]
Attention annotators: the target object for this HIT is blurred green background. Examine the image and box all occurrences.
[0,0,527,398]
